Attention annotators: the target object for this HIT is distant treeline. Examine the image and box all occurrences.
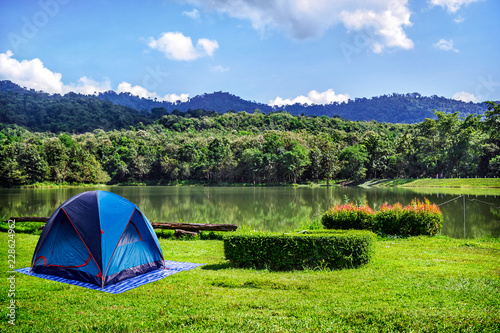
[99,90,490,123]
[1,102,499,187]
[1,80,493,132]
[0,82,155,133]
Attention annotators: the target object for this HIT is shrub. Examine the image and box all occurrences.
[375,203,404,235]
[373,199,443,236]
[223,230,375,271]
[321,199,443,237]
[398,199,443,236]
[321,203,375,230]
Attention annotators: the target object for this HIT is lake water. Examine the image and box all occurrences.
[1,186,499,238]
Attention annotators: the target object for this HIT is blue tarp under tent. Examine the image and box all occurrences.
[30,190,165,288]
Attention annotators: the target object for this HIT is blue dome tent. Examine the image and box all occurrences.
[31,190,164,287]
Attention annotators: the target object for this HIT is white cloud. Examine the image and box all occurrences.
[0,50,63,93]
[0,50,110,95]
[148,32,198,61]
[117,82,155,99]
[0,51,188,101]
[182,0,414,52]
[182,8,200,19]
[210,65,230,73]
[64,76,112,95]
[117,82,189,103]
[454,15,464,23]
[148,32,218,61]
[269,89,350,106]
[452,91,478,103]
[430,0,483,13]
[197,38,219,56]
[163,92,190,103]
[433,39,459,52]
[340,1,414,53]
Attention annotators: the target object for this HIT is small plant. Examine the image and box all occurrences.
[342,195,350,204]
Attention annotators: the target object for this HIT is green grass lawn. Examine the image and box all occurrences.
[400,178,500,188]
[1,232,499,332]
[363,178,500,189]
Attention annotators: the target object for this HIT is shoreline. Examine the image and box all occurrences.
[3,177,500,189]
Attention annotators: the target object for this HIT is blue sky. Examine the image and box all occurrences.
[1,0,499,106]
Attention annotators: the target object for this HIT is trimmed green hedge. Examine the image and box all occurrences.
[199,231,227,240]
[321,199,443,236]
[223,230,376,271]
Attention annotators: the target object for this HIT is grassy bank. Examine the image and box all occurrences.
[19,182,108,189]
[1,232,499,332]
[21,177,500,190]
[12,181,330,189]
[362,178,500,189]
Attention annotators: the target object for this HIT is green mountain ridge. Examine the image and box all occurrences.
[0,80,493,133]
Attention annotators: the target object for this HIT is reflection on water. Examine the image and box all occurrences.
[1,186,499,238]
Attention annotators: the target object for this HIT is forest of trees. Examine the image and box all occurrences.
[1,102,499,187]
[0,82,157,133]
[1,80,492,129]
[98,90,490,123]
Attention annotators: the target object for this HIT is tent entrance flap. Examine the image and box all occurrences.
[48,213,93,268]
[104,209,164,279]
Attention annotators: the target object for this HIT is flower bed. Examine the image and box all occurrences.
[321,199,443,236]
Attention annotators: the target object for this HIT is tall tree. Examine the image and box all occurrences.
[339,144,368,181]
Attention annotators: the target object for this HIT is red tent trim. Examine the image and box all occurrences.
[48,254,92,268]
[33,256,47,267]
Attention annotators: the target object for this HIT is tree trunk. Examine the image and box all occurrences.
[7,217,238,232]
[151,222,237,231]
